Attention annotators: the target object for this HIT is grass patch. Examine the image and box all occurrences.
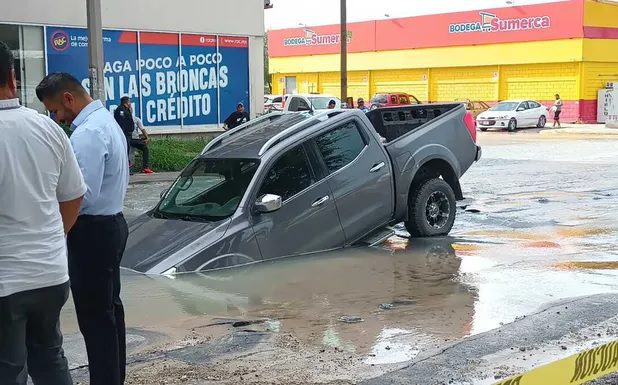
[132,137,210,172]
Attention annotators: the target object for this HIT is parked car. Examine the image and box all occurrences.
[369,93,421,110]
[476,100,549,132]
[282,94,342,112]
[457,99,490,119]
[264,95,283,113]
[122,104,481,275]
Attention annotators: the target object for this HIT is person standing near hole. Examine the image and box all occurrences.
[36,73,129,385]
[1,42,85,385]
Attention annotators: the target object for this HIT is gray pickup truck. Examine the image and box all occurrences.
[123,104,481,275]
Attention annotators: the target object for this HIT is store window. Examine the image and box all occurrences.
[0,24,45,112]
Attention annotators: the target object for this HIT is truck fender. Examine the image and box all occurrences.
[395,145,463,221]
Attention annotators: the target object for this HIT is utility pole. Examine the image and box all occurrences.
[86,0,105,101]
[340,0,348,104]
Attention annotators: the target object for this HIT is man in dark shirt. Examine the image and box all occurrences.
[223,102,250,130]
[114,96,134,155]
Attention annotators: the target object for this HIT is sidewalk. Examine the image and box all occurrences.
[129,171,178,184]
[540,123,618,136]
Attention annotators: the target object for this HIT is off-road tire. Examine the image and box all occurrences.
[404,178,457,237]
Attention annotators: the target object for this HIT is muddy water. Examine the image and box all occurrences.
[60,134,618,364]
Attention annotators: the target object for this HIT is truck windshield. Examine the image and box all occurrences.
[371,95,388,104]
[154,158,259,222]
[490,102,520,111]
[309,96,339,109]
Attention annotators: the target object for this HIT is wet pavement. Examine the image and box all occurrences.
[62,131,618,384]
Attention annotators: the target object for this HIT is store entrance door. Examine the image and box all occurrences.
[285,76,297,95]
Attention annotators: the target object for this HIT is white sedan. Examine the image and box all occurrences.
[476,100,549,132]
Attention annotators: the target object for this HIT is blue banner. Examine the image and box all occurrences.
[45,27,250,128]
[218,36,250,122]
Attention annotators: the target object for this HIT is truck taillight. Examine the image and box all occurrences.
[464,111,477,143]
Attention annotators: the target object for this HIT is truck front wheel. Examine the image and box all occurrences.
[405,178,456,237]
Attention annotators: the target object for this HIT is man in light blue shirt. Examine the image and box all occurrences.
[37,73,129,385]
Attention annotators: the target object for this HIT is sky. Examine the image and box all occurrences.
[264,0,563,30]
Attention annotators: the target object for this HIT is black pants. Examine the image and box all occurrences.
[0,282,72,385]
[130,139,150,169]
[67,214,128,385]
[124,135,131,157]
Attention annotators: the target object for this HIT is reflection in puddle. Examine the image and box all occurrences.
[62,237,476,362]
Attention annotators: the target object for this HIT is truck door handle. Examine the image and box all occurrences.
[370,162,386,173]
[312,195,330,207]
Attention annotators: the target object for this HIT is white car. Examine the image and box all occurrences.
[476,100,549,132]
[264,95,283,113]
[282,94,342,112]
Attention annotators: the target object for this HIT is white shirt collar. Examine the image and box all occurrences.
[0,98,21,111]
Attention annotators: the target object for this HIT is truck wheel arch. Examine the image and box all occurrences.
[409,158,463,202]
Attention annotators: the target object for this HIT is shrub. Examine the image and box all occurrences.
[132,137,210,172]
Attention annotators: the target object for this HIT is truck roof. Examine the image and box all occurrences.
[201,111,346,159]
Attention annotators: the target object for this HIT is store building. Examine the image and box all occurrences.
[269,0,618,123]
[2,0,265,132]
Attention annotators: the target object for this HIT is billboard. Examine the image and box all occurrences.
[45,27,250,128]
[268,0,585,57]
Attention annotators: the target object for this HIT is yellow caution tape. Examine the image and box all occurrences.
[494,340,618,385]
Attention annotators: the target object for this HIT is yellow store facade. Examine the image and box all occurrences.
[268,0,618,122]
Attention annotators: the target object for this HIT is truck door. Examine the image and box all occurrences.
[311,119,393,243]
[251,144,345,259]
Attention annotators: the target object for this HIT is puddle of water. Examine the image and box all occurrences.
[104,135,618,366]
[555,227,612,238]
[452,243,484,254]
[462,229,546,241]
[364,328,421,365]
[553,261,618,270]
[525,241,561,249]
[61,238,476,359]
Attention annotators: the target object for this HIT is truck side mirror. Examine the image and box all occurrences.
[255,194,282,213]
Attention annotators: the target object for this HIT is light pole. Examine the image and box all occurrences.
[86,0,105,101]
[340,0,348,104]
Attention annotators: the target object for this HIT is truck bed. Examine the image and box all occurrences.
[365,103,479,222]
[366,104,461,143]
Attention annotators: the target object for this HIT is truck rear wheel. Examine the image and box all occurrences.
[405,178,456,237]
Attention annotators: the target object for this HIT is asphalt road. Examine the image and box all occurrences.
[62,131,618,384]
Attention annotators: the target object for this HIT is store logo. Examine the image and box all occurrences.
[50,30,70,52]
[283,28,352,47]
[449,12,551,34]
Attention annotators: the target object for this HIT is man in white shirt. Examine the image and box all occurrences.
[0,42,86,385]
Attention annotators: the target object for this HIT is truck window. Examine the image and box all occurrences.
[259,146,315,202]
[287,97,300,112]
[371,95,388,104]
[297,98,311,111]
[314,121,367,174]
[390,95,398,105]
[400,95,409,104]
